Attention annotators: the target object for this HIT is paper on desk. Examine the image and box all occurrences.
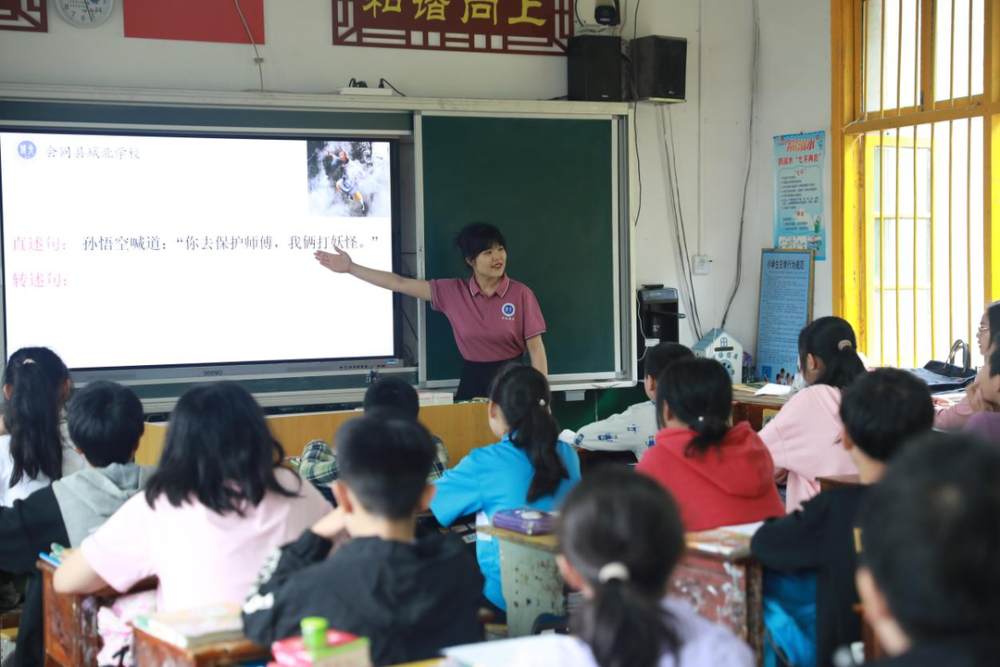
[754,383,793,397]
[445,634,566,667]
[718,521,765,537]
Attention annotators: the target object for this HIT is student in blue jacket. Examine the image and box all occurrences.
[430,364,580,619]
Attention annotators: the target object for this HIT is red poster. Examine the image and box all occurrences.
[333,0,573,55]
[123,0,265,44]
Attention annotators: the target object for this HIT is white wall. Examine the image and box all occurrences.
[0,0,832,361]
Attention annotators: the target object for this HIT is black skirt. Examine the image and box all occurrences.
[455,357,523,401]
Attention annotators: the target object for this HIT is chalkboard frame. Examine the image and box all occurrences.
[413,111,635,391]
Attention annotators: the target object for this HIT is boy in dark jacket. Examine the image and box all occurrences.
[751,368,934,667]
[0,381,151,667]
[242,414,483,666]
[857,433,1000,666]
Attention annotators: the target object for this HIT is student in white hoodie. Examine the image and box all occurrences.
[0,381,152,667]
[573,343,693,461]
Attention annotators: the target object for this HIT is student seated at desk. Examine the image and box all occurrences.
[242,415,482,666]
[751,369,934,667]
[572,342,693,461]
[430,364,580,619]
[507,468,753,667]
[298,376,450,505]
[759,317,864,512]
[0,381,152,667]
[964,333,1000,443]
[636,357,784,531]
[934,301,1000,430]
[54,382,329,611]
[856,433,1000,666]
[0,347,85,508]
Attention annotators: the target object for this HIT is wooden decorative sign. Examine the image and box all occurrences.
[333,0,574,55]
[0,0,47,32]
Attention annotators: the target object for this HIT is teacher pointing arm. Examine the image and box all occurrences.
[315,223,547,400]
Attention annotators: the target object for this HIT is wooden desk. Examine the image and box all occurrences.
[137,402,495,467]
[133,627,269,667]
[817,474,862,493]
[477,526,764,666]
[731,384,790,431]
[38,560,158,667]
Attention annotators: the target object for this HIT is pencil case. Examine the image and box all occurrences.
[492,509,556,535]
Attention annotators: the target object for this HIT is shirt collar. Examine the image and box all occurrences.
[468,274,511,299]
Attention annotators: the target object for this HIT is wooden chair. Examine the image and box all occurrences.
[133,627,269,667]
[38,560,157,667]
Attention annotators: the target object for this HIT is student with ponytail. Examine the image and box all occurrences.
[431,364,580,617]
[511,468,753,667]
[0,347,85,507]
[759,316,867,512]
[636,357,783,531]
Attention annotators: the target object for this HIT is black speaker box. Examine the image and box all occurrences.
[633,35,687,102]
[567,35,623,102]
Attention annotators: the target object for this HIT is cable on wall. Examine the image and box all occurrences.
[720,0,760,329]
[234,0,265,91]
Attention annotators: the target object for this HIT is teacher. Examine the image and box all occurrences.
[315,222,547,400]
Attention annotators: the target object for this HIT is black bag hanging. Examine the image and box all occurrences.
[908,341,977,394]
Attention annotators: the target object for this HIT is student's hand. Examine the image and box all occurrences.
[968,382,995,414]
[932,396,952,407]
[315,247,353,274]
[310,507,348,540]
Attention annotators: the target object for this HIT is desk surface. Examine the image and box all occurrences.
[732,384,793,408]
[478,525,754,560]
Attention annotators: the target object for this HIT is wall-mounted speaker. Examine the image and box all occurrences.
[633,35,687,102]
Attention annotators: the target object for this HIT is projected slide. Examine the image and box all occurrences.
[0,133,396,370]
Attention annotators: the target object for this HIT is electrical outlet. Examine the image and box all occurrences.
[693,255,712,275]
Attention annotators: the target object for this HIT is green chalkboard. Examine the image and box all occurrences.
[420,115,618,382]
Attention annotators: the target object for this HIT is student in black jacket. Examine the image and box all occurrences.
[751,369,934,667]
[0,381,150,667]
[857,433,1000,666]
[242,413,483,666]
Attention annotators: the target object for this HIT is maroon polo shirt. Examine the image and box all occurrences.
[429,275,546,363]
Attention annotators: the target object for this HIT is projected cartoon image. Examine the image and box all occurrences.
[307,141,391,218]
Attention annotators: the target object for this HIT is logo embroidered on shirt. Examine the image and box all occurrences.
[501,302,516,320]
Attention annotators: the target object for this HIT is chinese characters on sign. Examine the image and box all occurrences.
[333,0,572,55]
[756,249,814,386]
[773,131,826,261]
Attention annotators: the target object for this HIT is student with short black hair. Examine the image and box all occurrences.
[573,343,694,460]
[856,432,1000,665]
[0,347,85,507]
[508,468,753,667]
[54,382,329,611]
[751,368,935,667]
[431,364,580,617]
[0,381,153,667]
[759,316,867,512]
[298,376,450,504]
[315,222,547,400]
[242,415,483,666]
[636,357,784,531]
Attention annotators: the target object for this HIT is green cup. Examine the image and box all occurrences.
[300,616,328,651]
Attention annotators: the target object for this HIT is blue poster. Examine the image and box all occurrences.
[774,131,826,261]
[757,250,813,386]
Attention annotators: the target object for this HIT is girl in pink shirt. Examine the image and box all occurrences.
[759,317,866,513]
[54,382,329,611]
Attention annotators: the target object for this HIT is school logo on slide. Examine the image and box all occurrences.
[17,141,36,159]
[501,303,516,320]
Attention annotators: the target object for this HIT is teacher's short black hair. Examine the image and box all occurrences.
[454,222,506,264]
[66,381,144,468]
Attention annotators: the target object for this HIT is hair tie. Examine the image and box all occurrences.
[838,340,853,351]
[697,416,705,423]
[598,562,630,584]
[21,359,35,365]
[538,398,547,407]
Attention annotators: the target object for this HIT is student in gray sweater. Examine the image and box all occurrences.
[0,381,152,667]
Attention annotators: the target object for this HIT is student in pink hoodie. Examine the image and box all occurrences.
[636,357,784,532]
[759,317,866,513]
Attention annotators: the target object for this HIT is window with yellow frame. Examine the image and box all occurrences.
[831,0,999,369]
